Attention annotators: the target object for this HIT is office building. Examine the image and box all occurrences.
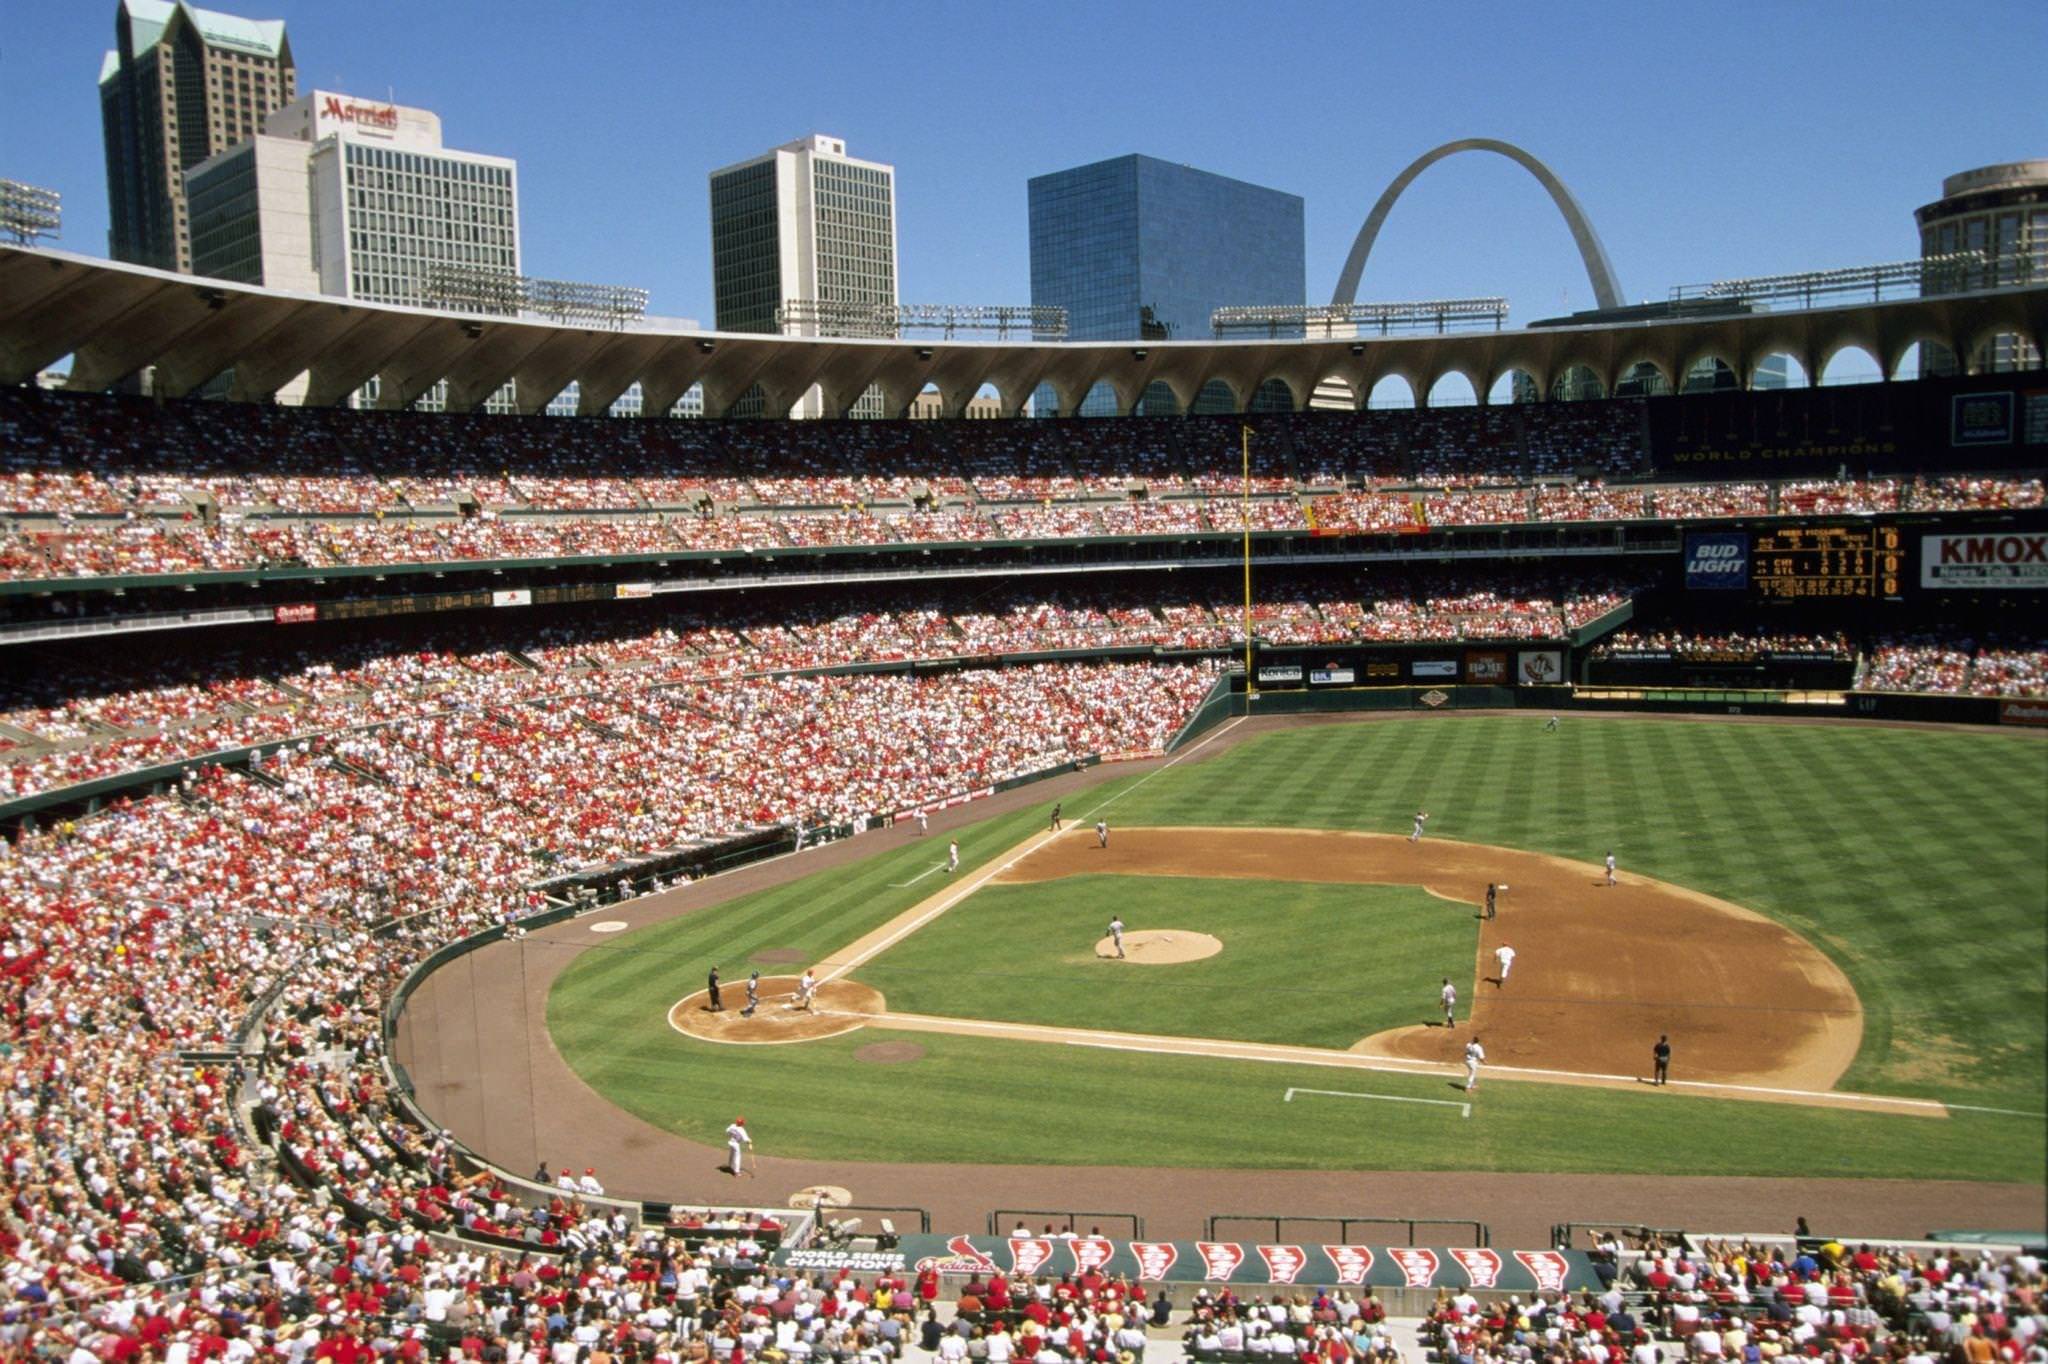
[1917,161,2047,375]
[1028,155,1304,414]
[708,135,898,416]
[99,0,295,272]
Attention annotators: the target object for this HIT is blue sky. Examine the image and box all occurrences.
[7,0,2045,334]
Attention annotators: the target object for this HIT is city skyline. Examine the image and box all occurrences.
[10,1,2046,368]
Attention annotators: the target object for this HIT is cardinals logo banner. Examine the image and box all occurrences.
[1513,1251,1571,1294]
[1131,1243,1179,1281]
[1196,1242,1246,1281]
[1070,1238,1115,1275]
[1450,1249,1502,1288]
[1009,1239,1055,1277]
[1388,1248,1441,1288]
[1257,1246,1308,1285]
[1322,1246,1376,1285]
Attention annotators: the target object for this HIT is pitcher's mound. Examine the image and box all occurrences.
[667,977,886,1045]
[1094,929,1223,964]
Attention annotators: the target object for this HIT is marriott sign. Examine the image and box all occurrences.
[321,95,399,132]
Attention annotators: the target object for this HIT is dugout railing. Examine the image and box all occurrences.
[1205,1213,1490,1246]
[990,1209,1145,1239]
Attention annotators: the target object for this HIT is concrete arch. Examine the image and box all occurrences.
[1333,138,1624,311]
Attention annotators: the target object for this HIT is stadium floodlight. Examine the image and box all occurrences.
[1211,299,1507,339]
[1669,252,1993,308]
[423,265,649,329]
[776,300,1068,341]
[0,179,61,245]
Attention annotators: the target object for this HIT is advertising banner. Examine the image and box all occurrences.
[1952,392,2015,446]
[616,582,655,600]
[2001,699,2048,726]
[771,1236,1596,1292]
[1257,666,1304,684]
[274,603,317,625]
[1464,652,1508,684]
[491,588,532,607]
[1412,660,1457,679]
[1684,532,1749,589]
[1308,668,1356,686]
[1516,651,1563,686]
[1920,532,2048,589]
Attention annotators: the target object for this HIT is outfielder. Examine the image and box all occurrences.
[1107,915,1125,959]
[1440,977,1457,1027]
[1605,851,1617,886]
[1410,810,1430,843]
[1495,943,1515,985]
[1463,1037,1485,1092]
[1544,715,1560,732]
[725,1116,752,1176]
[946,839,959,874]
[1095,819,1108,848]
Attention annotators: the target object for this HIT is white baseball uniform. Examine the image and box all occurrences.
[915,809,928,834]
[947,840,959,873]
[1464,1040,1485,1091]
[725,1121,752,1175]
[1495,945,1515,983]
[1410,812,1428,842]
[1605,853,1617,886]
[1441,981,1457,1025]
[1108,916,1125,958]
[796,970,816,1010]
[1096,820,1108,847]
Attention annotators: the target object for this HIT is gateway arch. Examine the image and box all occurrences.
[1332,138,1625,311]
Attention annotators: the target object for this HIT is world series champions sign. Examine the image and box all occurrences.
[772,1235,1597,1292]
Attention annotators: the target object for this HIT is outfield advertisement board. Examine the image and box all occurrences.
[1684,533,1749,589]
[1308,668,1355,686]
[1920,532,2048,589]
[1412,660,1457,679]
[1257,666,1304,684]
[1517,651,1563,685]
[772,1235,1596,1291]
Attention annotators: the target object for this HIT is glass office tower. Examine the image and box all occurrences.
[1028,154,1303,414]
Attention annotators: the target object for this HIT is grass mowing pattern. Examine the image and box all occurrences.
[547,717,2047,1179]
[857,875,1477,1047]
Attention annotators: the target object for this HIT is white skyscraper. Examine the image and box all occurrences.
[708,134,897,417]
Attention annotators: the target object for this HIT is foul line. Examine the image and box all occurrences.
[887,863,948,889]
[1285,1086,1471,1119]
[818,715,1249,984]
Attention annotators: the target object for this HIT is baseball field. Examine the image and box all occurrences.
[544,714,2046,1185]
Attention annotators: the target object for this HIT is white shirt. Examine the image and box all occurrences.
[1441,984,1456,1007]
[1464,1041,1485,1065]
[726,1122,751,1149]
[1496,946,1515,967]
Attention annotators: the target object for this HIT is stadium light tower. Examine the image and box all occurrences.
[0,180,61,245]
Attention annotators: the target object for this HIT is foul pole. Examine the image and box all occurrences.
[1241,424,1255,700]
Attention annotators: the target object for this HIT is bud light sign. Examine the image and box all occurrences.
[1685,533,1748,589]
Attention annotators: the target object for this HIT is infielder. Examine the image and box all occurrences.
[1495,943,1515,985]
[725,1116,752,1176]
[741,970,760,1018]
[1095,819,1108,848]
[1605,851,1617,886]
[1440,977,1457,1027]
[1483,883,1498,920]
[1410,810,1430,843]
[1107,915,1125,959]
[1050,802,1063,832]
[795,968,817,1011]
[1463,1037,1485,1092]
[946,840,959,874]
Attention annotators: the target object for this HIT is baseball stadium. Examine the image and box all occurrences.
[4,11,2048,1356]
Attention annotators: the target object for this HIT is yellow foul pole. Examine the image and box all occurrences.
[1241,423,1254,700]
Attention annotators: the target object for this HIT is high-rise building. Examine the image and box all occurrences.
[99,0,295,273]
[184,90,519,406]
[1028,154,1304,415]
[708,135,898,417]
[1917,161,2048,375]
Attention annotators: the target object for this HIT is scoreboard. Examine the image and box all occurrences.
[1751,524,1905,600]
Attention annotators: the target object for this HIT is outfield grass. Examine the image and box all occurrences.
[857,875,1477,1047]
[548,715,2048,1180]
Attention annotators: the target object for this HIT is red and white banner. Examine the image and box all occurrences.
[1322,1246,1375,1284]
[274,603,317,625]
[1130,1243,1179,1281]
[1070,1238,1115,1274]
[1196,1243,1246,1281]
[491,588,531,607]
[615,582,655,599]
[1257,1245,1309,1284]
[1450,1248,1503,1288]
[1514,1251,1572,1294]
[1388,1248,1441,1288]
[1009,1239,1055,1277]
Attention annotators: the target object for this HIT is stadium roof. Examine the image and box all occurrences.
[2,245,2043,418]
